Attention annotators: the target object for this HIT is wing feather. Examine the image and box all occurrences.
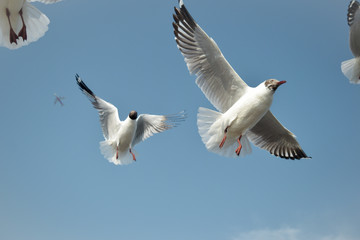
[75,74,121,140]
[173,1,249,112]
[247,111,310,160]
[132,111,186,146]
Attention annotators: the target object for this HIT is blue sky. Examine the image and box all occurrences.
[0,0,359,239]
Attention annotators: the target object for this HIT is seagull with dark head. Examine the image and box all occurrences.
[75,74,186,165]
[172,0,310,160]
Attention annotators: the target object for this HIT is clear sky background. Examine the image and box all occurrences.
[0,0,359,239]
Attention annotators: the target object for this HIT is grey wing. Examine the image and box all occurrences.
[173,1,249,113]
[29,0,62,4]
[76,74,121,140]
[132,111,186,146]
[247,111,310,160]
[347,1,360,26]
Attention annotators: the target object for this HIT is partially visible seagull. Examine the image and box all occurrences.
[0,0,61,49]
[54,93,64,106]
[342,0,360,84]
[172,0,310,160]
[75,74,186,165]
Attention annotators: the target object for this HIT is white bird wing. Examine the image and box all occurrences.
[29,0,62,4]
[132,111,186,146]
[247,111,310,160]
[173,1,249,113]
[76,74,121,140]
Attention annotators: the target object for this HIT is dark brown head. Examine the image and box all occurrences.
[129,110,138,120]
[264,79,286,91]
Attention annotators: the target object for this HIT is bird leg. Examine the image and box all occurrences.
[6,8,18,44]
[235,135,242,156]
[116,146,119,159]
[129,148,136,161]
[219,126,229,148]
[18,8,27,41]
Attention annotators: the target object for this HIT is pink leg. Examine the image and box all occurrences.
[6,8,18,44]
[18,8,27,41]
[235,135,242,156]
[219,126,229,148]
[116,146,119,159]
[129,149,136,161]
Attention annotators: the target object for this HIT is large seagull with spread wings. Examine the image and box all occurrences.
[172,0,310,160]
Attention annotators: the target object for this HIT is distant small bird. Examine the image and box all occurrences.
[54,93,64,106]
[341,0,360,84]
[75,74,186,165]
[0,0,61,49]
[172,0,310,159]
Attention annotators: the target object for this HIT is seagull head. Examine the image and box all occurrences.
[129,111,138,120]
[264,79,286,92]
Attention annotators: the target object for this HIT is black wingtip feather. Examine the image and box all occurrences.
[174,2,197,31]
[348,0,360,26]
[75,74,96,99]
[271,146,310,160]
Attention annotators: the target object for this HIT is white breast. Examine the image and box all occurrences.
[222,86,273,137]
[117,118,137,152]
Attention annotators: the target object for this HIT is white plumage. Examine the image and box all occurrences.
[173,1,309,160]
[341,0,360,83]
[0,0,60,49]
[75,74,186,165]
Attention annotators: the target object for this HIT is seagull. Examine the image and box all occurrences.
[75,74,186,165]
[53,93,65,106]
[172,0,310,160]
[342,0,360,84]
[0,0,61,49]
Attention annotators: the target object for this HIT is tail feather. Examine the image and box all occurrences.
[99,140,135,165]
[341,57,360,84]
[0,2,50,49]
[197,107,252,158]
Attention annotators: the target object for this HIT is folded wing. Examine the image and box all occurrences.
[173,1,249,112]
[75,74,121,140]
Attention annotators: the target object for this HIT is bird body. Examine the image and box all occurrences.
[0,0,60,49]
[99,115,138,165]
[198,80,285,158]
[116,116,137,153]
[222,83,274,135]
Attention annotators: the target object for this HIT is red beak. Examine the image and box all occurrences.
[278,80,287,85]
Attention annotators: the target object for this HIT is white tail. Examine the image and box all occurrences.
[0,2,50,49]
[197,107,252,158]
[99,140,135,165]
[341,57,360,84]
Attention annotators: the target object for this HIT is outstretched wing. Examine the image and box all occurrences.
[173,0,249,112]
[132,111,186,146]
[247,111,310,160]
[75,74,121,140]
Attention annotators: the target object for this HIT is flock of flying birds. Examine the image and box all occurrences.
[1,0,359,165]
